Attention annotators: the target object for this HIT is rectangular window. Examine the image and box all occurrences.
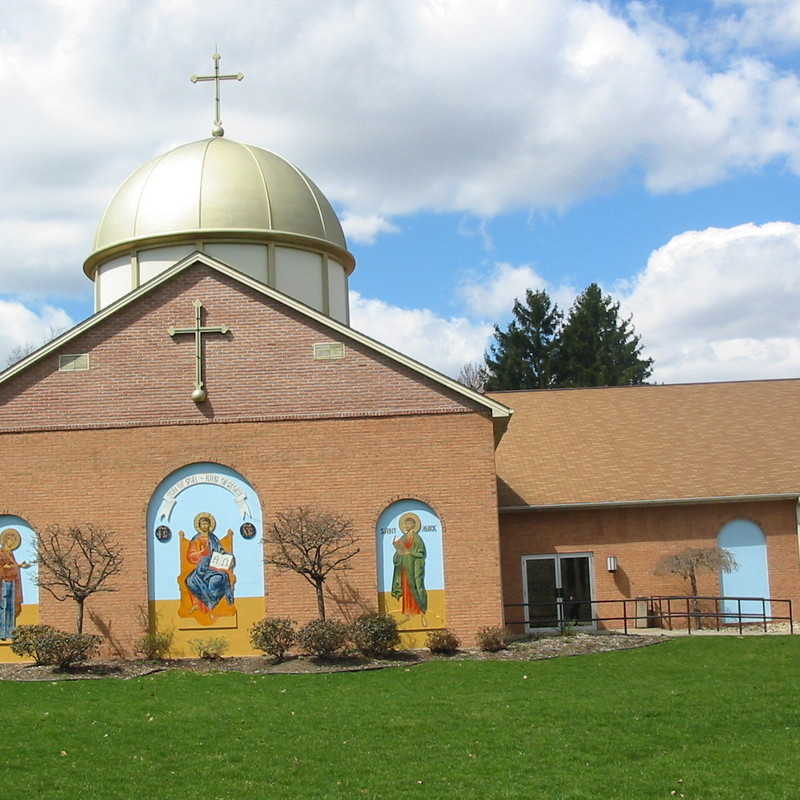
[58,354,89,372]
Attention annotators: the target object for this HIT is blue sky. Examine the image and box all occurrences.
[352,163,800,310]
[4,0,800,383]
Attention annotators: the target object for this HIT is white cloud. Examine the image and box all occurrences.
[0,219,90,297]
[365,224,800,386]
[340,214,399,245]
[5,0,800,385]
[0,301,73,368]
[458,262,576,318]
[711,1,800,50]
[5,0,800,291]
[349,291,492,377]
[350,262,577,376]
[622,221,800,383]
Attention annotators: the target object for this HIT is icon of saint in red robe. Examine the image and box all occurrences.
[0,528,31,639]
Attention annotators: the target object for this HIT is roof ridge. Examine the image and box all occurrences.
[488,376,800,395]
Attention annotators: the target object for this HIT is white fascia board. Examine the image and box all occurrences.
[0,251,512,422]
[499,492,800,513]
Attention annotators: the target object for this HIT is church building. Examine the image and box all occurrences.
[1,63,798,661]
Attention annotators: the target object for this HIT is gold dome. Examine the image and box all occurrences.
[84,137,353,278]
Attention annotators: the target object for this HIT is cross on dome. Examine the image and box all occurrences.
[190,51,244,137]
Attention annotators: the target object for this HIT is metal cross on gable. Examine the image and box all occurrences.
[168,300,231,404]
[190,51,244,138]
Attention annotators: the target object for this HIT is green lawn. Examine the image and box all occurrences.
[2,638,799,799]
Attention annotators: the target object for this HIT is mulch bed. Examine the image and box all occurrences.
[0,631,665,682]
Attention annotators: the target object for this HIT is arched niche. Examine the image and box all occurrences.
[718,519,771,618]
[375,499,446,644]
[146,463,264,656]
[0,515,39,645]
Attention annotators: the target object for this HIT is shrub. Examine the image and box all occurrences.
[10,625,58,665]
[476,625,507,652]
[135,629,174,661]
[11,624,101,668]
[298,618,348,658]
[188,637,229,660]
[249,617,297,662]
[349,613,400,657]
[426,628,461,655]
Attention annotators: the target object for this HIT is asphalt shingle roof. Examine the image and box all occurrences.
[490,379,800,507]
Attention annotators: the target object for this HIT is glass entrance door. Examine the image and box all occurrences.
[522,553,594,631]
[524,557,559,628]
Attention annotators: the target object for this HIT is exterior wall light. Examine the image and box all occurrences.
[606,556,618,572]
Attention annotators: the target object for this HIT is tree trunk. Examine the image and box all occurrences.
[689,571,701,628]
[315,582,326,620]
[76,597,85,634]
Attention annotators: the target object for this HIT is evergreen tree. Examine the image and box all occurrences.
[555,283,652,387]
[484,289,562,390]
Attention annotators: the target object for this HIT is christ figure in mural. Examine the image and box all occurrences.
[0,528,31,639]
[391,512,428,625]
[185,512,235,616]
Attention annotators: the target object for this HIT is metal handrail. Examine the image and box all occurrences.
[504,595,794,636]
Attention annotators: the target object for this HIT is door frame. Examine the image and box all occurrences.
[520,552,597,633]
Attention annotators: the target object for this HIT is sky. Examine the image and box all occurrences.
[4,0,800,384]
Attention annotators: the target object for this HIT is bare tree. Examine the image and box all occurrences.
[2,325,69,371]
[457,361,488,393]
[264,507,359,620]
[36,524,125,633]
[2,344,36,371]
[655,546,737,625]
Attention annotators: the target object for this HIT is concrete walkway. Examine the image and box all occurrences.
[626,622,795,636]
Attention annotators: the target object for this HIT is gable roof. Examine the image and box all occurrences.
[490,381,800,509]
[0,252,511,437]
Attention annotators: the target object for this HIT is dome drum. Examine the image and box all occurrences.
[93,240,350,324]
[84,227,354,281]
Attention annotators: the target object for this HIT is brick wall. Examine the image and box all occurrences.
[0,263,479,433]
[1,413,503,654]
[0,263,504,656]
[500,500,799,629]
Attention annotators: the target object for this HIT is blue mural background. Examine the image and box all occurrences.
[0,515,38,605]
[376,499,444,592]
[147,463,264,602]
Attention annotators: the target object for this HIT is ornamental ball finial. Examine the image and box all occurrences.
[192,387,208,403]
[212,123,224,137]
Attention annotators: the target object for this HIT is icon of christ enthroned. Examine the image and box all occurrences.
[177,512,236,626]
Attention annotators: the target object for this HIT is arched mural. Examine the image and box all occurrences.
[718,519,771,619]
[0,515,38,644]
[147,463,264,655]
[376,499,446,646]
